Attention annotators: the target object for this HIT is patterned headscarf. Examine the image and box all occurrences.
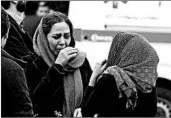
[103,32,159,110]
[33,12,86,116]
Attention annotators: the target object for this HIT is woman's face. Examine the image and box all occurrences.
[47,22,71,55]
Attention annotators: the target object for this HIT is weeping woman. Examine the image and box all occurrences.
[31,11,94,117]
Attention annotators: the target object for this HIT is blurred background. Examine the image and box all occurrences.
[2,1,171,117]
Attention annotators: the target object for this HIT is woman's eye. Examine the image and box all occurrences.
[64,34,70,39]
[52,34,61,39]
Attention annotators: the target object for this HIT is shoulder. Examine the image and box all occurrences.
[80,57,92,69]
[1,56,23,71]
[1,56,26,84]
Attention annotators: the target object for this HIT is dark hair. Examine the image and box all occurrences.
[42,12,75,47]
[1,1,11,9]
[1,7,10,38]
[16,1,26,13]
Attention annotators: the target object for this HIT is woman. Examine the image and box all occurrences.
[78,32,159,117]
[31,11,95,117]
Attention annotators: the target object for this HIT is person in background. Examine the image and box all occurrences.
[1,7,34,117]
[36,1,50,17]
[24,1,42,38]
[75,32,159,117]
[1,1,34,56]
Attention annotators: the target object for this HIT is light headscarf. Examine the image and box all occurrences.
[104,32,159,110]
[33,12,86,116]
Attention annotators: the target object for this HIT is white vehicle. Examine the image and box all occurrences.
[68,1,171,117]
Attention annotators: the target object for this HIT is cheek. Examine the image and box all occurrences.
[48,38,58,49]
[66,38,71,46]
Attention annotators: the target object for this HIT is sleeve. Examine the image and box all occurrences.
[31,63,66,114]
[78,58,94,108]
[80,58,93,90]
[81,79,105,117]
[8,67,34,117]
[80,86,94,109]
[81,74,120,117]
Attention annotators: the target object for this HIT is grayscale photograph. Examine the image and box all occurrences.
[1,1,171,117]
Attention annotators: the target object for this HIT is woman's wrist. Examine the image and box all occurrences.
[89,75,97,87]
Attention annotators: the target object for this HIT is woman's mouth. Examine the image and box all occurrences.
[55,47,65,53]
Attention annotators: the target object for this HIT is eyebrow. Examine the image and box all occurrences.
[52,32,70,36]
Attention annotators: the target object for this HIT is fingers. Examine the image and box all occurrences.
[101,62,107,71]
[67,49,78,55]
[55,47,78,66]
[94,113,99,117]
[73,109,78,117]
[62,47,78,53]
[74,108,82,117]
[77,111,82,117]
[60,47,78,56]
[68,52,77,59]
[101,59,107,66]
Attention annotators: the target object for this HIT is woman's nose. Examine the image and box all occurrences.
[58,37,65,44]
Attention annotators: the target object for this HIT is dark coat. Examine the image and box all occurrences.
[4,14,34,60]
[81,74,157,117]
[29,56,92,116]
[1,49,34,117]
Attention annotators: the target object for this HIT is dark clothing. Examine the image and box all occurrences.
[4,14,34,60]
[1,49,34,117]
[23,15,42,38]
[81,32,158,117]
[30,56,92,116]
[3,14,40,92]
[81,74,157,117]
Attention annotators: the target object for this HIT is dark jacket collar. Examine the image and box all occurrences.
[1,48,27,69]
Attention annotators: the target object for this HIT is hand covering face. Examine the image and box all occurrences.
[103,32,159,110]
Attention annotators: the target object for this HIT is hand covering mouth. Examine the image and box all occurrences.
[56,47,66,51]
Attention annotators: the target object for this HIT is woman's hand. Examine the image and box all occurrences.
[55,47,78,66]
[74,108,82,117]
[89,59,107,87]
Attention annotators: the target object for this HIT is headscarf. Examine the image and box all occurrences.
[103,32,159,110]
[33,13,86,116]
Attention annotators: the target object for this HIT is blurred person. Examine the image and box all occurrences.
[24,1,42,38]
[47,1,70,16]
[74,32,159,117]
[36,1,50,17]
[1,7,34,117]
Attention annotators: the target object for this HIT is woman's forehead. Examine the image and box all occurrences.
[50,22,70,33]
